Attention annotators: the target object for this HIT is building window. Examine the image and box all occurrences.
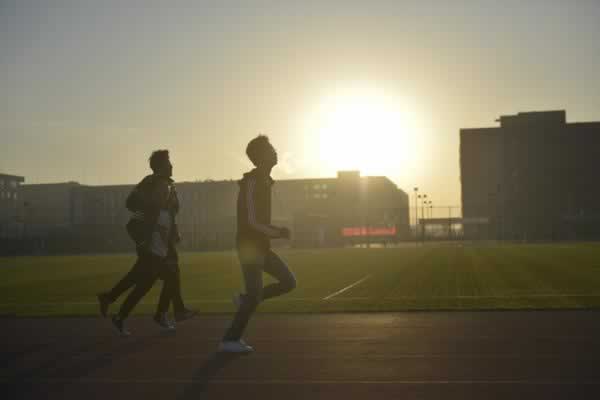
[0,180,3,187]
[322,183,328,190]
[313,184,320,190]
[322,193,328,199]
[313,193,321,199]
[10,181,17,189]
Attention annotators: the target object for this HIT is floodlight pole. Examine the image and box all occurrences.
[421,194,427,243]
[413,187,419,241]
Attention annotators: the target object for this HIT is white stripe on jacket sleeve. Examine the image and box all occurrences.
[246,177,281,238]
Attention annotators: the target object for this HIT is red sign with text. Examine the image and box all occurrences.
[341,226,397,237]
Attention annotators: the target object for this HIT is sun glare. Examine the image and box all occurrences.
[306,87,424,178]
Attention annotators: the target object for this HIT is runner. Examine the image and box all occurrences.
[219,135,297,352]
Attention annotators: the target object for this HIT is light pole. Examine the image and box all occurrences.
[420,194,427,242]
[413,187,418,234]
[417,195,422,222]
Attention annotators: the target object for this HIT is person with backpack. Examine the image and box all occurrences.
[96,150,197,336]
[219,135,297,353]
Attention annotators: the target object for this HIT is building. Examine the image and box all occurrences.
[0,173,25,238]
[68,171,409,251]
[68,180,241,252]
[275,171,409,247]
[70,184,133,252]
[11,171,408,253]
[176,180,238,250]
[460,110,600,240]
[20,182,81,235]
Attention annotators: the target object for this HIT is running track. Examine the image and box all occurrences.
[2,312,600,399]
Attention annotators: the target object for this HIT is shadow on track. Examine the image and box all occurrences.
[7,335,160,399]
[177,352,246,399]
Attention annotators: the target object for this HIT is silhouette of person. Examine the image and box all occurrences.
[97,150,197,335]
[219,135,296,352]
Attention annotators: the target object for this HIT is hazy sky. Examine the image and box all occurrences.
[2,0,600,208]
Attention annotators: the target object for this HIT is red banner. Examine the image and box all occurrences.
[341,226,397,237]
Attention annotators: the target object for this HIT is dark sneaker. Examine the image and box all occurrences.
[97,293,110,318]
[174,309,199,322]
[154,313,176,331]
[111,315,131,337]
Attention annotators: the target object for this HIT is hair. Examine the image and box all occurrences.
[149,149,170,172]
[246,135,272,166]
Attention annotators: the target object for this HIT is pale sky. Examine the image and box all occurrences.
[2,0,600,209]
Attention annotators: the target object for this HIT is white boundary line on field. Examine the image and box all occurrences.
[383,294,600,300]
[323,274,372,300]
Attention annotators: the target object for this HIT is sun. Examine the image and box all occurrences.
[306,86,423,178]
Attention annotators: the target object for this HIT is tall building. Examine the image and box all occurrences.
[460,110,600,240]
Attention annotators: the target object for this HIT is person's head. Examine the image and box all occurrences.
[246,135,277,169]
[149,149,173,177]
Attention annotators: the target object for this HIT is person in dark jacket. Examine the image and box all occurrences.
[96,150,197,336]
[219,135,297,353]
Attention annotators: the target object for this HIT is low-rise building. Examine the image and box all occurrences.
[0,173,25,238]
[6,171,410,253]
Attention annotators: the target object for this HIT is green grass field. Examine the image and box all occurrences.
[2,243,600,316]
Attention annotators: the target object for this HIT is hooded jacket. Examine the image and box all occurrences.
[127,174,180,251]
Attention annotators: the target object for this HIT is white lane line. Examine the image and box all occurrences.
[8,378,600,385]
[7,292,600,308]
[323,275,372,300]
[64,353,600,361]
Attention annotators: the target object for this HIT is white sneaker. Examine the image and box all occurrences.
[154,313,176,332]
[112,316,131,337]
[218,340,254,353]
[232,293,243,309]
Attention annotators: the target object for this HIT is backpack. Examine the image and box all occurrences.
[126,175,156,213]
[125,175,179,248]
[125,175,160,249]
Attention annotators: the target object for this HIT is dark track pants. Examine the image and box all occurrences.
[117,252,166,319]
[107,246,186,315]
[223,250,296,341]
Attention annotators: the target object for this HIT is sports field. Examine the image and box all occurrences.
[2,243,600,316]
